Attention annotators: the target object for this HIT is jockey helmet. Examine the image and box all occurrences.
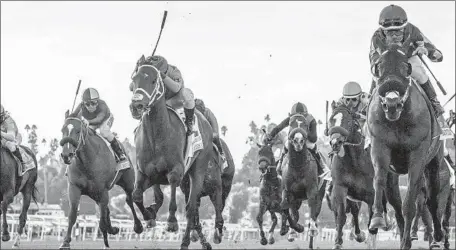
[290,102,308,116]
[195,98,206,112]
[82,88,100,102]
[379,5,408,30]
[343,81,362,98]
[145,55,168,73]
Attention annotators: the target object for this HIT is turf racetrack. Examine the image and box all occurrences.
[0,239,437,249]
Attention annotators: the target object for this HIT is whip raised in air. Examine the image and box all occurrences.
[71,79,82,113]
[419,55,447,95]
[151,10,168,57]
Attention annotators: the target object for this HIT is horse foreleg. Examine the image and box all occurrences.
[132,171,154,221]
[256,203,268,245]
[279,208,289,236]
[385,173,404,241]
[209,181,224,244]
[332,186,347,248]
[59,185,81,249]
[424,157,445,249]
[121,186,143,234]
[442,191,453,250]
[349,201,366,243]
[13,186,33,247]
[369,142,391,230]
[366,204,379,250]
[268,210,278,244]
[98,191,115,248]
[308,187,322,237]
[1,190,14,242]
[282,191,303,233]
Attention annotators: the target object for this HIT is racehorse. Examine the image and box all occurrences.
[152,137,235,245]
[255,141,290,245]
[280,126,328,249]
[367,41,446,249]
[1,145,38,248]
[328,102,404,249]
[411,150,454,249]
[129,63,214,249]
[59,111,143,249]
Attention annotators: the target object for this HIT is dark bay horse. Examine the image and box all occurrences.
[59,112,142,249]
[328,102,404,249]
[256,141,290,245]
[153,137,235,245]
[280,127,328,249]
[129,63,214,250]
[411,157,453,249]
[367,42,446,249]
[1,145,38,248]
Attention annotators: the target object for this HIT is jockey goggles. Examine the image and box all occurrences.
[344,97,359,104]
[84,100,98,107]
[381,20,407,30]
[384,29,404,36]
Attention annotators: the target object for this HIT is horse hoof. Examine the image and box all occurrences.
[288,236,295,242]
[203,242,212,250]
[444,242,450,250]
[146,219,156,228]
[213,229,222,244]
[191,230,199,242]
[333,243,343,249]
[134,222,144,234]
[59,242,71,250]
[12,243,20,249]
[180,245,189,250]
[309,229,319,237]
[109,226,119,235]
[165,221,179,233]
[369,216,386,230]
[294,224,304,233]
[280,225,289,236]
[2,234,11,242]
[430,241,443,250]
[260,237,268,245]
[356,231,366,243]
[268,236,275,245]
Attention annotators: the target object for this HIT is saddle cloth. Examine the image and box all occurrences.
[8,146,36,176]
[93,131,131,172]
[167,106,204,174]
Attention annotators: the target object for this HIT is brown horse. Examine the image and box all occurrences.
[129,63,214,250]
[153,137,235,245]
[367,42,446,249]
[59,112,143,249]
[1,145,38,248]
[280,127,328,249]
[327,103,404,249]
[256,141,290,245]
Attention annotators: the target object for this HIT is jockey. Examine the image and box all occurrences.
[369,4,451,136]
[130,55,196,136]
[264,102,331,180]
[70,88,127,163]
[0,104,24,164]
[194,98,228,169]
[326,81,370,136]
[260,123,287,175]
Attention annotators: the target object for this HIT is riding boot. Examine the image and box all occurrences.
[184,107,195,137]
[421,80,445,117]
[12,148,25,164]
[213,137,227,169]
[110,139,127,162]
[309,145,331,181]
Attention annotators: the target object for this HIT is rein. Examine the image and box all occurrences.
[64,117,89,154]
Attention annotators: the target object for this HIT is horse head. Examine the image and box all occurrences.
[256,128,278,175]
[288,127,307,152]
[373,41,413,121]
[129,59,166,118]
[328,104,361,155]
[60,110,88,164]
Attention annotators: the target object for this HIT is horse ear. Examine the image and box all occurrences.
[331,100,336,110]
[65,110,69,119]
[256,143,262,148]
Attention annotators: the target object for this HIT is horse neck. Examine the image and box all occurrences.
[75,132,99,169]
[288,146,309,168]
[344,131,365,169]
[142,97,171,155]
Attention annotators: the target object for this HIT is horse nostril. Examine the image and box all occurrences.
[137,104,144,110]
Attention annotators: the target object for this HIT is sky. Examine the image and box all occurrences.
[1,1,455,165]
